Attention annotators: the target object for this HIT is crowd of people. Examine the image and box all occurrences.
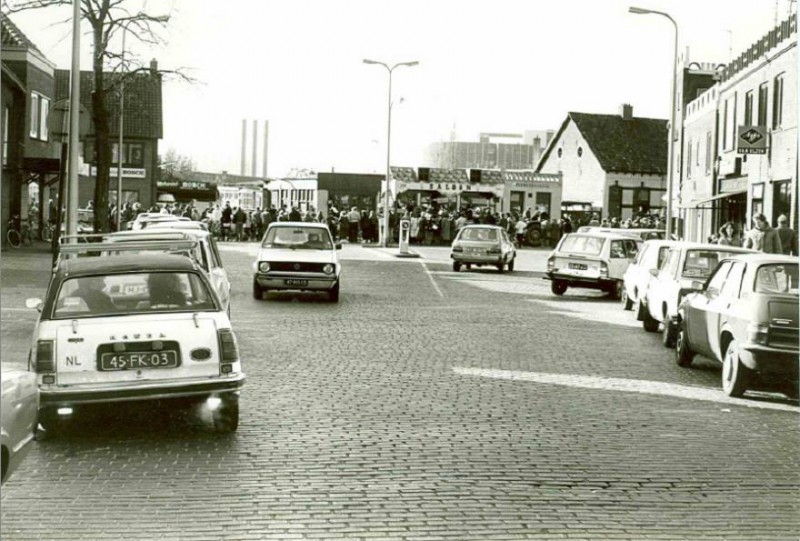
[708,213,797,255]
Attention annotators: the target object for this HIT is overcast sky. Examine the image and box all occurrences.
[9,0,790,177]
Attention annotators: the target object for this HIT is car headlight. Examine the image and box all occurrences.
[746,322,769,346]
[258,262,270,272]
[323,263,335,274]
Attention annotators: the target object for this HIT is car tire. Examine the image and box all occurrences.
[211,394,239,433]
[779,381,799,400]
[507,257,515,272]
[621,288,634,311]
[722,339,750,398]
[675,321,695,367]
[609,281,623,300]
[497,261,505,273]
[662,317,677,348]
[252,279,263,300]
[635,300,647,321]
[329,281,340,303]
[551,280,567,296]
[465,264,472,271]
[453,261,461,272]
[642,304,660,333]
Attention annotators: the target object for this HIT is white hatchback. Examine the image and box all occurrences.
[621,239,680,312]
[253,222,341,302]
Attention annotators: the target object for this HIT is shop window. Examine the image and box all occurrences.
[751,182,764,219]
[772,180,792,224]
[535,192,551,216]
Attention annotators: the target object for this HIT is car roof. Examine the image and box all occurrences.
[267,221,328,229]
[139,223,210,234]
[106,230,207,241]
[666,243,755,253]
[721,253,798,264]
[641,239,681,247]
[57,253,200,278]
[566,231,643,240]
[460,224,504,230]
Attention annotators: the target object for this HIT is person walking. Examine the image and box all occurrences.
[347,207,361,243]
[743,213,782,254]
[717,222,742,247]
[775,214,797,256]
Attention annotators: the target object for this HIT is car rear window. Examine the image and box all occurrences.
[755,263,798,295]
[559,235,605,256]
[262,227,333,249]
[459,228,498,242]
[53,271,216,319]
[682,250,727,278]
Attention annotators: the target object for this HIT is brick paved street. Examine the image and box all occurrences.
[1,243,798,540]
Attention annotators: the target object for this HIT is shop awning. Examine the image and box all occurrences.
[681,189,747,209]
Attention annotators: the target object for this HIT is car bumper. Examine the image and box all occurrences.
[451,253,503,265]
[739,343,799,377]
[39,373,246,406]
[255,273,338,291]
[545,271,616,290]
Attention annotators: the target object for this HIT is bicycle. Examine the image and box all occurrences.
[41,221,56,242]
[6,215,33,248]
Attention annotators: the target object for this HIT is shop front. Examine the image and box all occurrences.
[396,180,504,213]
[156,179,218,204]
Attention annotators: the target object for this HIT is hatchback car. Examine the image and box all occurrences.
[621,239,679,311]
[641,243,754,346]
[26,253,245,434]
[106,226,231,314]
[450,225,516,273]
[545,232,641,298]
[253,222,341,302]
[1,368,38,484]
[676,254,798,398]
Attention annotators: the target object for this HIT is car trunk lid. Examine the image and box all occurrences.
[769,298,799,349]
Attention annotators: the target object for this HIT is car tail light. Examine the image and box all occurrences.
[547,257,555,271]
[488,245,502,254]
[600,262,609,278]
[323,263,335,274]
[746,323,769,346]
[36,340,55,373]
[452,244,463,252]
[217,329,239,374]
[258,262,270,272]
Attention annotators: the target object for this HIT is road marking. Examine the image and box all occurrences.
[420,260,444,297]
[453,367,798,412]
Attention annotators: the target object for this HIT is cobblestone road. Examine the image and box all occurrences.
[1,243,798,540]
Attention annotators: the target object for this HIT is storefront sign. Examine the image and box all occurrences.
[737,125,767,154]
[82,165,147,179]
[397,181,503,197]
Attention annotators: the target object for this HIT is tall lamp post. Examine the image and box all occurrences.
[363,58,418,248]
[629,6,678,239]
[116,14,170,231]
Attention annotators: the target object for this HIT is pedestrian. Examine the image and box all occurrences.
[347,206,361,243]
[233,206,246,241]
[515,215,527,247]
[717,222,741,247]
[775,214,797,256]
[743,213,782,254]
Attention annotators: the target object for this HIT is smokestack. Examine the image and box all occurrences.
[251,119,258,177]
[262,120,269,178]
[241,119,247,176]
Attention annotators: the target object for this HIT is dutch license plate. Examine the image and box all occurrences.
[99,351,179,371]
[469,248,483,254]
[285,279,308,286]
[569,263,588,270]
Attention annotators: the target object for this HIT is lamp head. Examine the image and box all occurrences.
[628,6,651,14]
[363,59,379,65]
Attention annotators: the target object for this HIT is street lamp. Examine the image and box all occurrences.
[116,14,170,230]
[363,58,419,247]
[629,6,678,239]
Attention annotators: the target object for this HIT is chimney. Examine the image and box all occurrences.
[251,119,258,177]
[262,120,269,178]
[620,103,633,120]
[241,119,247,176]
[149,58,158,75]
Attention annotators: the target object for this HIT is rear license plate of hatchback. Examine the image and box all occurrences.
[99,351,178,371]
[285,279,308,286]
[569,263,588,270]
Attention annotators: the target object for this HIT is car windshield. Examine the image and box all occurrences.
[682,250,729,278]
[53,271,216,319]
[754,263,799,295]
[559,235,605,256]
[262,227,333,250]
[459,228,498,242]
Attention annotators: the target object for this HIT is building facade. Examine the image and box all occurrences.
[426,131,553,170]
[537,106,668,222]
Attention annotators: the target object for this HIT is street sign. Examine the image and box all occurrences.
[737,125,767,154]
[47,99,92,142]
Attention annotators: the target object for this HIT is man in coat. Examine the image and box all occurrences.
[744,213,782,254]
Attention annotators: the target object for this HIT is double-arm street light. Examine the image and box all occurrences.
[363,58,419,247]
[629,6,678,239]
[116,14,170,230]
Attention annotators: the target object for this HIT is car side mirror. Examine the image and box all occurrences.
[25,298,42,312]
[335,242,342,250]
[649,268,659,277]
[691,280,706,291]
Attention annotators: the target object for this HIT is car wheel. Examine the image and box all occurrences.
[675,321,695,367]
[779,381,799,400]
[497,261,505,273]
[551,280,567,296]
[252,279,263,300]
[635,299,646,321]
[329,281,340,303]
[507,257,515,272]
[722,339,750,398]
[642,304,660,333]
[621,287,633,310]
[662,317,677,348]
[609,281,623,301]
[465,264,472,271]
[453,261,461,272]
[211,394,239,433]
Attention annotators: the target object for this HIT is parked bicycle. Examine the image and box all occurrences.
[40,221,56,242]
[6,215,33,248]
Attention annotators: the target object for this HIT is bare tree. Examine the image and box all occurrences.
[160,148,195,181]
[4,0,178,233]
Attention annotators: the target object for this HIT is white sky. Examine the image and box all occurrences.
[9,0,790,177]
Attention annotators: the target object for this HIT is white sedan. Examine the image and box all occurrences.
[1,368,39,484]
[621,239,679,311]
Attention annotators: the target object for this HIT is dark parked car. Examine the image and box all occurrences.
[676,254,798,398]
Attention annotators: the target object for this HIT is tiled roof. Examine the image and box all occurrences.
[503,171,560,183]
[429,168,469,183]
[391,166,417,182]
[1,15,45,56]
[54,69,163,139]
[538,112,667,175]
